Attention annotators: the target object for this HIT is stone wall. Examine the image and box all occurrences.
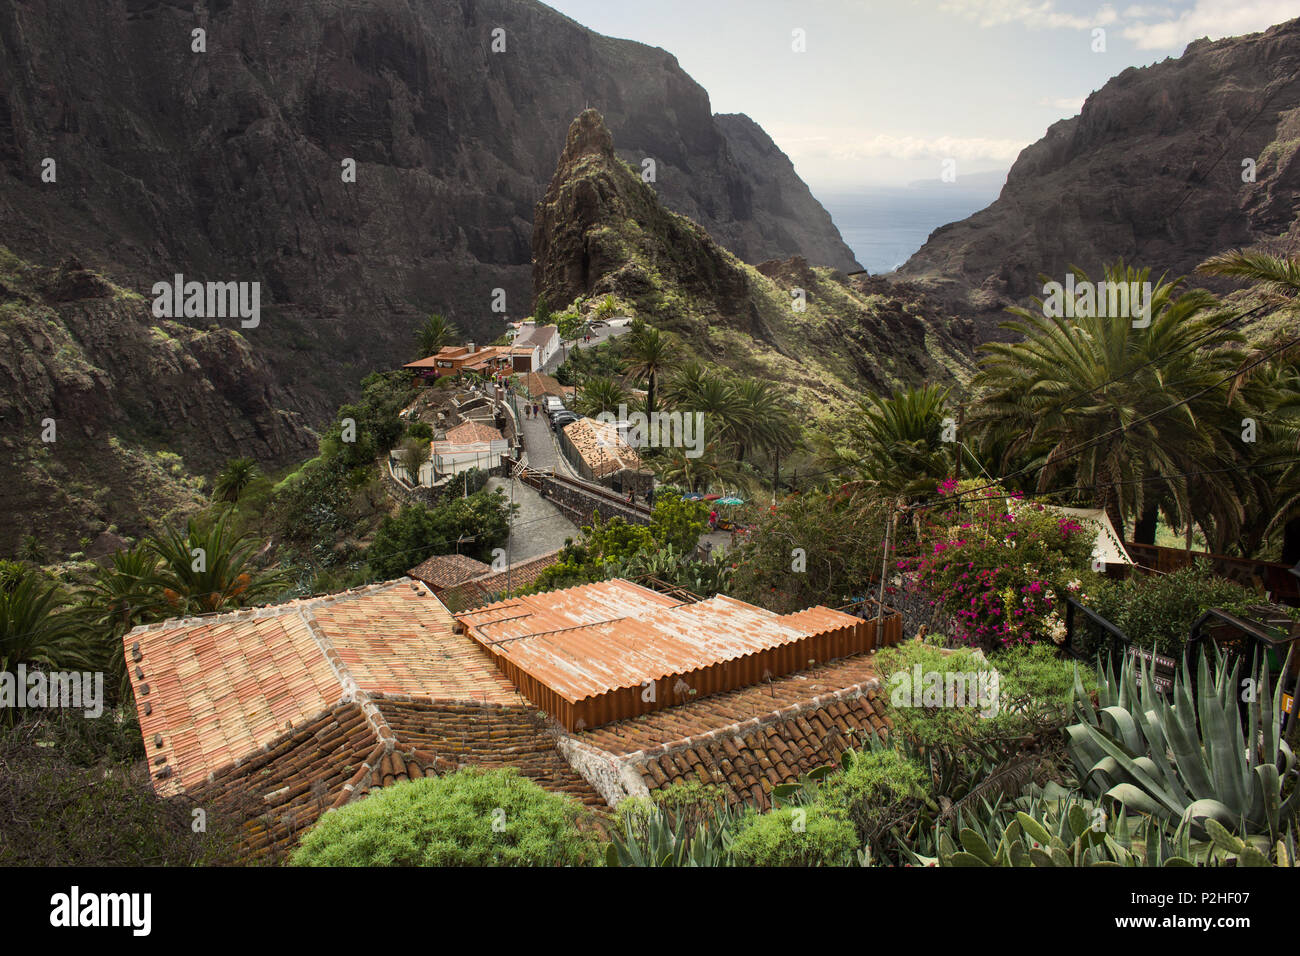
[536,476,650,528]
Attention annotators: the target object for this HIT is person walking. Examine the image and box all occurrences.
[708,509,718,531]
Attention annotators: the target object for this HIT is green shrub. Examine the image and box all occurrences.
[366,489,513,579]
[1087,561,1262,656]
[407,420,433,442]
[822,748,929,846]
[290,767,602,867]
[728,804,857,867]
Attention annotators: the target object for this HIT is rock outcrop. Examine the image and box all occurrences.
[0,249,316,554]
[533,110,975,405]
[0,0,858,417]
[898,17,1300,333]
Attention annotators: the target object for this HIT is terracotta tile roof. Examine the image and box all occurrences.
[520,371,572,399]
[562,653,889,811]
[125,580,521,794]
[576,653,882,756]
[454,579,878,731]
[192,702,380,862]
[407,553,495,590]
[443,421,502,445]
[631,692,887,810]
[560,417,642,477]
[374,698,605,808]
[433,549,564,614]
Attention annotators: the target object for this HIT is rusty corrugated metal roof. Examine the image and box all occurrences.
[456,580,867,704]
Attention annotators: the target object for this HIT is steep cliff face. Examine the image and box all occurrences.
[898,17,1300,330]
[0,0,857,417]
[533,110,975,405]
[0,249,316,555]
[712,113,860,272]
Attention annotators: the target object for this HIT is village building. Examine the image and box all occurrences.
[508,322,560,372]
[557,417,647,490]
[430,421,508,479]
[405,553,495,594]
[122,578,902,862]
[404,343,513,381]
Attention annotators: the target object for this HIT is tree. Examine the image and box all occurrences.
[732,377,802,466]
[654,441,748,495]
[533,294,554,327]
[366,491,514,579]
[399,439,428,486]
[648,490,710,554]
[970,262,1245,537]
[622,321,676,416]
[145,512,288,615]
[1198,250,1300,555]
[82,545,161,701]
[415,312,459,358]
[819,385,953,500]
[663,362,753,454]
[213,457,260,503]
[574,376,627,416]
[0,571,91,679]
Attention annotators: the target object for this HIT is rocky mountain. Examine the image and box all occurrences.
[898,17,1300,332]
[533,109,976,406]
[0,0,858,424]
[0,248,316,555]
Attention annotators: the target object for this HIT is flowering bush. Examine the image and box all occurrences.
[896,481,1101,650]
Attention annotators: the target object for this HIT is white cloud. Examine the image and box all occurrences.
[807,132,1030,163]
[939,0,1118,30]
[1119,0,1298,49]
[939,0,1296,46]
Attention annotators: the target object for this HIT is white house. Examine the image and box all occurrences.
[430,421,508,480]
[510,322,560,372]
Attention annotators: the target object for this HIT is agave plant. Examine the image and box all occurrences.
[604,801,736,867]
[931,796,1200,867]
[1065,647,1299,841]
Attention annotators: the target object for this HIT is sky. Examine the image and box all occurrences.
[541,0,1300,191]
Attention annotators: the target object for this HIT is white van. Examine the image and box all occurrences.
[543,396,566,419]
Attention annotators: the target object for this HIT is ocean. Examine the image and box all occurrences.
[819,184,1002,275]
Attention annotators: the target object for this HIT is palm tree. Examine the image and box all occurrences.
[1198,250,1300,554]
[213,457,260,503]
[0,573,92,699]
[574,376,627,416]
[820,384,954,500]
[81,545,161,701]
[654,441,750,495]
[415,312,459,358]
[663,363,752,451]
[622,322,676,415]
[145,512,288,616]
[731,378,799,463]
[970,262,1246,536]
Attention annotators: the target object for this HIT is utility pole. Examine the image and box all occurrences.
[954,403,964,486]
[876,500,898,623]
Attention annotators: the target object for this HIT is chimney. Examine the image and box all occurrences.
[466,342,476,354]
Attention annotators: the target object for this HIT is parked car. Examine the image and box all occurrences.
[551,411,581,432]
[543,396,566,419]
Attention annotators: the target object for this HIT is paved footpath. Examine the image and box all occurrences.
[540,317,632,374]
[486,476,578,561]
